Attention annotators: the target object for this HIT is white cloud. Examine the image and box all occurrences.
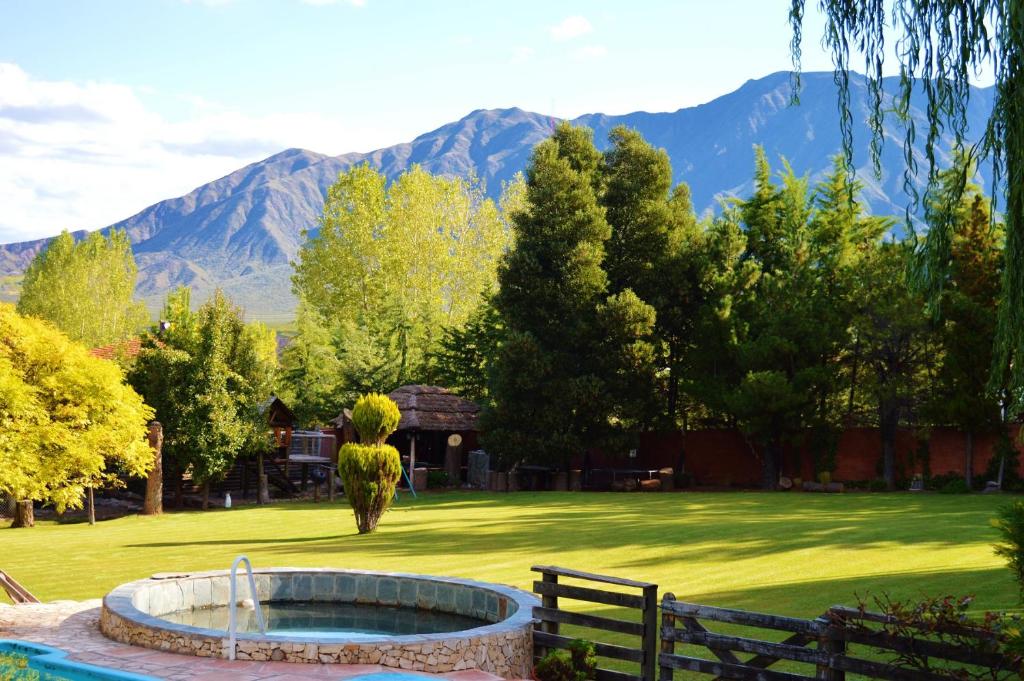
[548,15,592,41]
[572,45,608,60]
[0,63,392,243]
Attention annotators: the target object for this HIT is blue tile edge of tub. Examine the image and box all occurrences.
[0,639,159,681]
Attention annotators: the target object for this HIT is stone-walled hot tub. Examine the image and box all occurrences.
[100,568,538,678]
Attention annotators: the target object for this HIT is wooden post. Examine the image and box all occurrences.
[143,421,163,515]
[409,434,417,490]
[445,433,463,486]
[643,583,659,681]
[816,614,845,681]
[660,592,676,681]
[536,569,558,660]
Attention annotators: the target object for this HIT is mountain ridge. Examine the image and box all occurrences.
[0,71,995,321]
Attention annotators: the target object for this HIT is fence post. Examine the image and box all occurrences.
[542,571,559,635]
[642,583,659,681]
[659,592,676,681]
[816,612,846,681]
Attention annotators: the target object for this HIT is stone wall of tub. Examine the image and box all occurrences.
[100,569,537,679]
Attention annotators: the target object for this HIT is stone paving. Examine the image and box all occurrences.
[0,601,513,681]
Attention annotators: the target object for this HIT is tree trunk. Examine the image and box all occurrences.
[143,421,163,515]
[12,501,34,528]
[965,430,974,490]
[202,481,210,511]
[667,345,679,423]
[257,453,270,504]
[87,487,96,526]
[762,439,781,490]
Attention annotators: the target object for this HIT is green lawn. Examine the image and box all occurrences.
[2,491,1015,619]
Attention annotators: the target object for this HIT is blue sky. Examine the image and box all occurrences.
[0,1,995,243]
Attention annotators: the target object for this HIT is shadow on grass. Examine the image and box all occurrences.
[120,491,1008,567]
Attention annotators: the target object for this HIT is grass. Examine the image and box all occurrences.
[1,491,1015,618]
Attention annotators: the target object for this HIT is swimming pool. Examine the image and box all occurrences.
[0,640,157,681]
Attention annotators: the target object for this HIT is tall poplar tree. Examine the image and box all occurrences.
[18,229,148,348]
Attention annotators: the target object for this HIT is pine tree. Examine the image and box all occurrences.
[485,124,614,469]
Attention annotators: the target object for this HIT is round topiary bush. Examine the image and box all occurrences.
[339,393,403,533]
[352,392,401,445]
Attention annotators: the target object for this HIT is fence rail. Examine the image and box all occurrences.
[658,593,1017,681]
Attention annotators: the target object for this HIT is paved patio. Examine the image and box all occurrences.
[0,601,510,681]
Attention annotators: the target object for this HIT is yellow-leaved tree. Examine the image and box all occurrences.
[0,303,154,528]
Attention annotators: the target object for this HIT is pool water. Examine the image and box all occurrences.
[161,601,488,637]
[0,641,155,681]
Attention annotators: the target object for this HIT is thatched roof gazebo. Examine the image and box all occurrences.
[330,385,481,488]
[387,385,480,485]
[387,385,480,434]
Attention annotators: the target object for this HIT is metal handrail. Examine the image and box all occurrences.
[227,555,266,661]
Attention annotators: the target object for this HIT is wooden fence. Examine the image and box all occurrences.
[659,594,1016,681]
[532,565,660,681]
[529,568,1017,681]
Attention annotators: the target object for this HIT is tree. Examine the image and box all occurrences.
[702,150,881,488]
[485,124,613,469]
[850,242,932,489]
[426,294,503,405]
[130,288,278,508]
[925,158,1005,488]
[601,126,697,426]
[279,297,344,427]
[485,123,657,468]
[0,303,153,528]
[17,229,148,348]
[292,165,516,397]
[789,0,1024,410]
[337,393,402,534]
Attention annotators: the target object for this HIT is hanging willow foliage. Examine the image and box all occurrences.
[789,0,1024,407]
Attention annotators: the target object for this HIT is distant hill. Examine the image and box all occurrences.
[0,71,994,322]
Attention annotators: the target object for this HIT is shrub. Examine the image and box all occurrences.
[535,641,595,681]
[534,650,576,681]
[351,393,401,445]
[868,479,888,492]
[928,472,964,491]
[939,478,970,494]
[427,470,450,488]
[993,501,1024,600]
[567,639,596,679]
[338,443,402,534]
[850,593,1016,681]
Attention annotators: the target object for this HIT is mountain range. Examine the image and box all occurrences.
[0,71,995,322]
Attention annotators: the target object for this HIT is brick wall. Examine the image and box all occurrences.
[583,425,1023,486]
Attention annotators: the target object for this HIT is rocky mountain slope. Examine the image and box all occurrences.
[0,71,994,321]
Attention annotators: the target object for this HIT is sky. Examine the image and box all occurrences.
[0,0,997,244]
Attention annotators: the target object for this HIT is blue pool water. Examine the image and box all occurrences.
[0,640,157,681]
